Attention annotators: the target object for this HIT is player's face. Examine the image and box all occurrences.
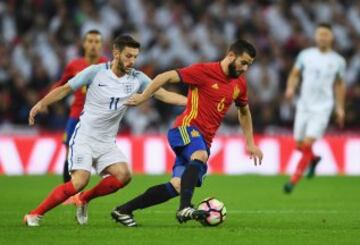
[114,47,139,73]
[315,27,333,50]
[83,33,102,58]
[228,52,254,78]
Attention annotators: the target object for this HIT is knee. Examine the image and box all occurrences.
[71,172,90,191]
[190,151,208,163]
[170,178,181,193]
[303,139,315,148]
[114,169,132,186]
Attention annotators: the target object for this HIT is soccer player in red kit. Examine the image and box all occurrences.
[52,30,107,182]
[111,39,263,226]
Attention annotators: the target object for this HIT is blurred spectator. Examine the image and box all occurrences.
[0,0,359,134]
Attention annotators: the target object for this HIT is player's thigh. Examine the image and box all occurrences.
[168,126,208,162]
[102,162,132,184]
[168,126,209,186]
[95,145,131,182]
[293,110,309,142]
[181,128,209,163]
[67,139,93,175]
[305,112,331,140]
[71,169,91,191]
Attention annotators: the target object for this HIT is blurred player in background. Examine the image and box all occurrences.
[284,23,346,193]
[51,29,107,183]
[24,35,187,227]
[111,39,263,227]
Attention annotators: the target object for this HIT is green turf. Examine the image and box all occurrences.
[0,175,359,245]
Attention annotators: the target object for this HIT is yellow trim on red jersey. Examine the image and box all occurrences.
[182,88,199,126]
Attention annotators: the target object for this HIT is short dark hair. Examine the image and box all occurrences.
[113,35,140,51]
[317,22,332,31]
[83,29,102,39]
[229,39,256,58]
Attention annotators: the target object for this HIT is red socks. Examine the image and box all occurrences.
[30,181,77,215]
[80,176,124,204]
[291,145,315,184]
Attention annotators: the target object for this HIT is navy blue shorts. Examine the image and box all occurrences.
[63,117,79,146]
[167,126,209,186]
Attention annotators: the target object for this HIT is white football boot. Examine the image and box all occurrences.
[24,214,43,227]
[74,193,88,225]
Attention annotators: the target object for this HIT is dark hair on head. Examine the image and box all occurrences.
[113,34,140,51]
[229,39,256,58]
[317,22,332,31]
[85,29,101,35]
[83,29,102,40]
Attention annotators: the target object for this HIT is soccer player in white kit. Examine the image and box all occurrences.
[284,23,346,193]
[24,35,187,226]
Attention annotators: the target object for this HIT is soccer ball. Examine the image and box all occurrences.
[197,197,227,226]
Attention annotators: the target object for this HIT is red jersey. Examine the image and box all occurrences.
[174,62,248,147]
[52,57,107,118]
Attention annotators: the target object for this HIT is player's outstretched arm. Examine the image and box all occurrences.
[28,84,72,126]
[285,67,301,101]
[126,70,181,106]
[237,105,263,166]
[153,88,187,106]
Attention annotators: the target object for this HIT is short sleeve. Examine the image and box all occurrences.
[335,58,346,81]
[68,64,104,90]
[234,78,248,107]
[294,50,305,70]
[177,63,205,86]
[136,71,152,92]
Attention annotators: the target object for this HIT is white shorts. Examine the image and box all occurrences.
[67,134,128,175]
[294,110,331,141]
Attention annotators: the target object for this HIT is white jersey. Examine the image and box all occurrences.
[68,62,151,143]
[295,47,346,113]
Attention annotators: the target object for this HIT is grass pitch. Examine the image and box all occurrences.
[0,175,359,245]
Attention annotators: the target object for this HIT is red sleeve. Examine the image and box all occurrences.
[176,63,206,86]
[51,62,75,89]
[234,77,248,107]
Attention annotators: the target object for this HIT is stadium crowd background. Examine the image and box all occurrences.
[0,0,359,135]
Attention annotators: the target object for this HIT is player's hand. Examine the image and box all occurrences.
[247,144,263,166]
[285,88,295,101]
[125,93,146,106]
[28,102,47,126]
[335,107,345,128]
